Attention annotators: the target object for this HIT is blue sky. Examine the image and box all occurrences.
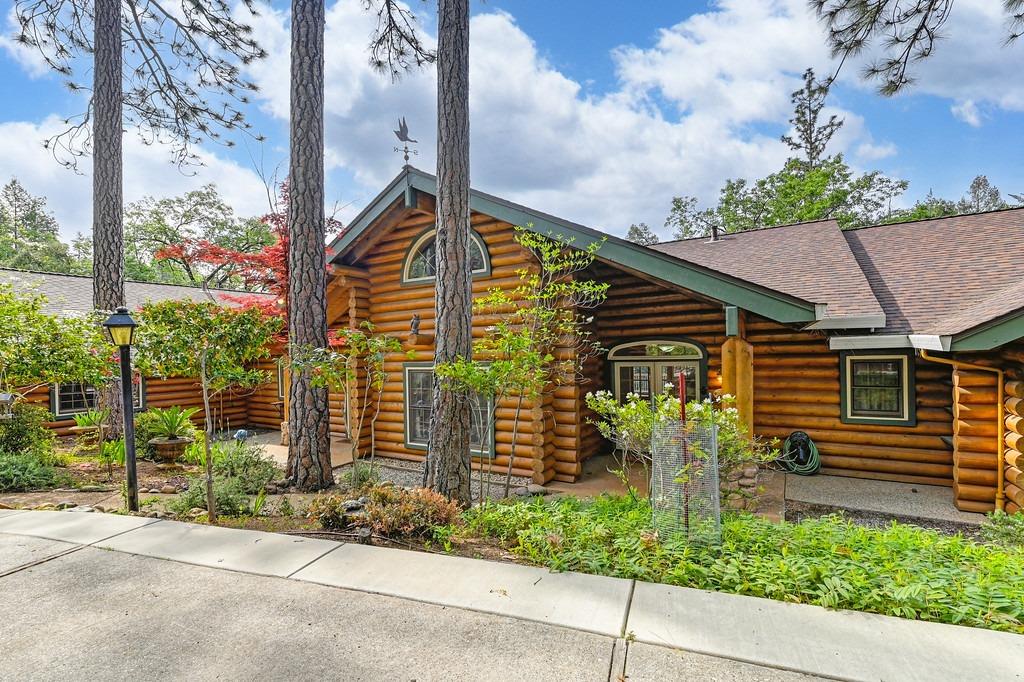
[1,0,1023,240]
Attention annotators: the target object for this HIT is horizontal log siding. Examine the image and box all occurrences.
[25,377,253,437]
[951,368,999,511]
[353,212,549,483]
[248,358,285,429]
[749,316,954,486]
[1002,344,1024,513]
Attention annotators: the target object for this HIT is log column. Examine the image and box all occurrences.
[1004,379,1024,514]
[721,307,754,435]
[952,368,999,512]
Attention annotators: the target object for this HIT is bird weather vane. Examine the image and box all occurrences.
[393,117,419,164]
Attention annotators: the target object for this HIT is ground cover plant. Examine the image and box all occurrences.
[452,495,1024,633]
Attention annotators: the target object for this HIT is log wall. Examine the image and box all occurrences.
[1002,343,1024,514]
[950,368,999,511]
[345,210,549,482]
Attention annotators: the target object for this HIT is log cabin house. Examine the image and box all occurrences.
[0,268,283,436]
[324,166,1024,513]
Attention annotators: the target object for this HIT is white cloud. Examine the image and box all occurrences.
[0,116,269,239]
[855,141,898,161]
[951,99,982,127]
[0,7,50,78]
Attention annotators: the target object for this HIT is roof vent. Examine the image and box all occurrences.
[709,223,721,242]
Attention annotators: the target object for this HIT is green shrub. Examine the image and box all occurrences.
[135,408,200,459]
[212,442,279,494]
[361,486,462,537]
[0,452,68,491]
[0,402,58,463]
[148,406,200,438]
[168,476,249,518]
[342,460,380,491]
[71,409,108,429]
[462,495,1024,633]
[981,511,1024,549]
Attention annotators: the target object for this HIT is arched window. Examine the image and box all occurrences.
[402,228,490,283]
[607,340,706,404]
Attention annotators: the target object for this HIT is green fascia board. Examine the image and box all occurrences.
[330,168,818,324]
[949,311,1024,351]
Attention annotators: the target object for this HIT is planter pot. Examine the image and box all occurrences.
[148,436,194,463]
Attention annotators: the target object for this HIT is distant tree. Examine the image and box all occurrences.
[883,175,1017,224]
[958,175,1007,214]
[0,178,73,272]
[126,186,273,288]
[811,1,1024,95]
[666,69,906,237]
[781,68,842,169]
[625,222,660,245]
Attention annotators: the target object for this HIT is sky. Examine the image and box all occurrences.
[1,0,1023,242]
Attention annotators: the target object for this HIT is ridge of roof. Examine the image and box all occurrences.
[843,205,1024,233]
[0,266,269,296]
[654,217,839,247]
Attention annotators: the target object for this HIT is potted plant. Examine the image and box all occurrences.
[146,406,199,462]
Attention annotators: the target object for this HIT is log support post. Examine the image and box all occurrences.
[721,307,754,436]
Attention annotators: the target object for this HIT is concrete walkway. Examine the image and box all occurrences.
[1,510,1021,682]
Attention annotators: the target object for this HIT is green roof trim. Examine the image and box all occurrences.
[329,167,818,324]
[949,311,1024,351]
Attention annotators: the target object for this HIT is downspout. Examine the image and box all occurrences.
[919,350,1005,511]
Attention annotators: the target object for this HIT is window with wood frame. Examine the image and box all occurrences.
[403,365,493,456]
[401,228,490,283]
[53,378,145,418]
[840,351,915,426]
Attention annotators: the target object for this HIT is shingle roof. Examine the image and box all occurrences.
[650,220,885,322]
[842,208,1024,335]
[0,268,272,316]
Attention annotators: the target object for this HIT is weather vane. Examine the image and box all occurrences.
[393,117,419,164]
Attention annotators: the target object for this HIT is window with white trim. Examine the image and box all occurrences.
[402,228,489,283]
[53,378,145,417]
[404,365,493,456]
[840,352,915,426]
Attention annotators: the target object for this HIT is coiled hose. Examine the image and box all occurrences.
[779,430,820,475]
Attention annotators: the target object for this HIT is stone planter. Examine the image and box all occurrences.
[147,436,194,463]
[68,424,103,436]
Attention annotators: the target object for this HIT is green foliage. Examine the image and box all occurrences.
[462,495,1024,633]
[0,284,113,397]
[684,395,779,475]
[147,405,200,438]
[169,476,249,518]
[99,438,127,468]
[360,486,463,537]
[0,178,74,273]
[71,409,109,429]
[0,452,68,491]
[981,511,1024,549]
[211,441,278,494]
[625,222,659,246]
[0,402,57,462]
[341,460,381,491]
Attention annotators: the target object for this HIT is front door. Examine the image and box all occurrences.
[615,361,699,403]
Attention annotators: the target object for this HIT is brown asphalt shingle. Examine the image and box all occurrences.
[842,208,1024,335]
[651,219,885,321]
[0,268,272,317]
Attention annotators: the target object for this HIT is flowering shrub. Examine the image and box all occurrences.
[585,391,777,484]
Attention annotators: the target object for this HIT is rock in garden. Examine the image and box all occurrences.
[78,485,109,493]
[55,500,76,510]
[342,499,363,512]
[738,477,757,488]
[33,504,56,510]
[526,484,548,496]
[160,485,177,495]
[512,486,530,497]
[66,506,95,513]
[0,502,13,510]
[742,465,759,478]
[155,463,176,470]
[264,484,280,495]
[357,496,369,505]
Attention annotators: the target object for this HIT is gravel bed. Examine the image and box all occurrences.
[785,500,985,539]
[334,457,533,502]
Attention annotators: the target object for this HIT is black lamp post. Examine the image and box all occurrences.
[102,307,140,512]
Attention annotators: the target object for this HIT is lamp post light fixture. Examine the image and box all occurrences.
[0,392,14,421]
[102,307,140,512]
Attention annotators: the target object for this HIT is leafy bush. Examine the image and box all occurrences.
[982,511,1024,549]
[461,495,1024,633]
[341,460,380,491]
[0,402,58,464]
[306,493,349,530]
[360,486,462,537]
[212,442,278,494]
[148,406,200,438]
[168,476,249,518]
[0,452,68,492]
[71,409,108,428]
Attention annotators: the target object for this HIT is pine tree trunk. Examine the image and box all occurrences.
[423,0,472,505]
[286,0,332,491]
[93,0,126,438]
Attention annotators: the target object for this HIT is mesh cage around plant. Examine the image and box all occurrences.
[651,418,721,544]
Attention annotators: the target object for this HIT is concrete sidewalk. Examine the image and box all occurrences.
[1,509,1022,681]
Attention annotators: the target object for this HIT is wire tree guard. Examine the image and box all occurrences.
[651,375,721,544]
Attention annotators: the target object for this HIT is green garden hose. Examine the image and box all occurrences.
[780,431,821,475]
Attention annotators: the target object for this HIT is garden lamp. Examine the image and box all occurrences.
[102,307,140,512]
[0,393,13,421]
